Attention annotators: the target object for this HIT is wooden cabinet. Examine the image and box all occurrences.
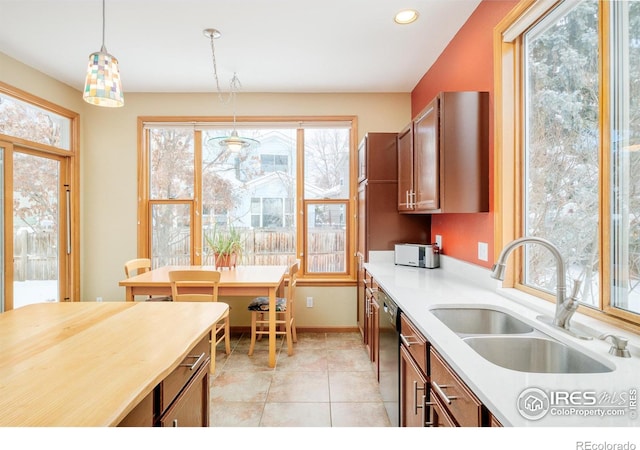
[399,312,492,427]
[358,132,398,183]
[158,333,211,427]
[397,124,414,212]
[430,393,457,427]
[357,254,366,336]
[430,347,484,427]
[400,345,428,427]
[357,133,430,265]
[365,274,380,378]
[158,358,209,427]
[118,391,155,427]
[118,333,211,427]
[398,91,489,213]
[413,99,439,211]
[360,269,371,349]
[399,313,429,427]
[357,132,429,342]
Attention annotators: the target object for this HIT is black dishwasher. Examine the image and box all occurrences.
[378,288,400,427]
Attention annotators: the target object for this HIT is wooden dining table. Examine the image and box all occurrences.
[119,264,287,368]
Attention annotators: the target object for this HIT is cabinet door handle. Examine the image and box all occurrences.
[413,380,425,415]
[400,333,419,347]
[431,381,458,404]
[180,352,205,370]
[423,397,435,427]
[172,419,178,427]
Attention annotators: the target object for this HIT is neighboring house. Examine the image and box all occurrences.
[207,129,346,230]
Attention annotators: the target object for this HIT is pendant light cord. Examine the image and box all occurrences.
[101,0,106,51]
[207,31,242,127]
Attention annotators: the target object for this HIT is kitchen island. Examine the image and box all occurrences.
[0,301,228,426]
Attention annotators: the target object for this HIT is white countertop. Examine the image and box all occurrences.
[365,252,640,427]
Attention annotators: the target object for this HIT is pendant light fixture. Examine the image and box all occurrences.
[83,0,124,107]
[203,28,259,152]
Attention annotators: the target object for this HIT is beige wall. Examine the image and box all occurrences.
[1,51,411,328]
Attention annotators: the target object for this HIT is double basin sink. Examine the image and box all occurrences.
[430,306,613,374]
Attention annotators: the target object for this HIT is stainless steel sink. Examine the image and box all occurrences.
[430,307,534,335]
[463,336,614,373]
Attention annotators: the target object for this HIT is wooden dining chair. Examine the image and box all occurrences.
[123,258,172,301]
[168,270,231,372]
[247,261,299,357]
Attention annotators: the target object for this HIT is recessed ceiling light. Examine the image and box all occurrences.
[394,9,419,25]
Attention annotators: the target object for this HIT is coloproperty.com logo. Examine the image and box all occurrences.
[517,387,638,420]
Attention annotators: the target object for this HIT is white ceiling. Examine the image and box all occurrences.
[0,0,482,94]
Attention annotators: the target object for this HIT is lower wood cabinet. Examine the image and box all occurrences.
[158,358,209,427]
[398,312,494,427]
[400,345,428,427]
[118,333,211,427]
[430,347,484,427]
[430,393,456,427]
[117,390,155,427]
[399,313,429,427]
[363,272,380,379]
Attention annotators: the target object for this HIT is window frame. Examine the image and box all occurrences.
[495,0,640,330]
[0,81,81,307]
[137,116,358,285]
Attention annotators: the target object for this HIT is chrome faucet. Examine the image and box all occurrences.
[490,236,589,339]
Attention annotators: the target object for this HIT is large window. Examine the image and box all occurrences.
[610,1,640,316]
[139,119,355,280]
[498,0,640,325]
[523,0,600,306]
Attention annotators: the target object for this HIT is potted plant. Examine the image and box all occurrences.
[205,226,243,268]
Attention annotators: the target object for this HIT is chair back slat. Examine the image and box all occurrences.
[124,258,152,278]
[169,270,221,302]
[286,262,299,303]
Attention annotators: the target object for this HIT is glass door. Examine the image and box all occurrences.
[11,150,66,309]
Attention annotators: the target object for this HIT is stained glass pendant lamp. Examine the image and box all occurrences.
[83,0,124,107]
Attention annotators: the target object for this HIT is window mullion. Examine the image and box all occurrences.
[194,129,203,264]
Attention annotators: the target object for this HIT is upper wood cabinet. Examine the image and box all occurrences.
[397,124,414,212]
[357,133,430,263]
[398,91,489,214]
[358,132,398,183]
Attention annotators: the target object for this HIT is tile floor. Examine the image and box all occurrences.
[209,331,392,427]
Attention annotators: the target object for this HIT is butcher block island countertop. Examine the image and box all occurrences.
[0,301,228,427]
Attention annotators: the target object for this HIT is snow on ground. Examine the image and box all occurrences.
[12,280,58,309]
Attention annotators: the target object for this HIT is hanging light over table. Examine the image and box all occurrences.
[83,0,124,107]
[203,28,259,152]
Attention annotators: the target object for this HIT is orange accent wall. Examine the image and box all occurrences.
[410,0,519,268]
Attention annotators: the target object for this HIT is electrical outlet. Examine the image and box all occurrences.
[306,297,313,308]
[96,297,103,302]
[435,234,442,249]
[478,242,489,262]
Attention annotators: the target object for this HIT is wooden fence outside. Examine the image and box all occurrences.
[14,228,347,281]
[13,229,58,281]
[153,228,346,272]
